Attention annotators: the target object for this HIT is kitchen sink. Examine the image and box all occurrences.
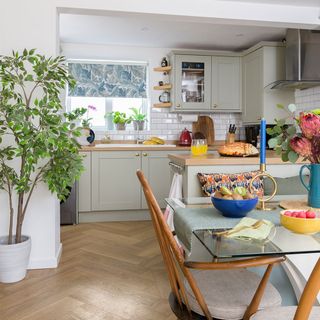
[94,144,177,147]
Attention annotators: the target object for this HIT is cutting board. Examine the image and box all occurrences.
[192,116,215,145]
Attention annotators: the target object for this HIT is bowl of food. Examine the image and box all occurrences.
[280,210,320,234]
[211,187,258,218]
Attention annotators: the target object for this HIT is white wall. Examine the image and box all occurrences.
[295,87,320,112]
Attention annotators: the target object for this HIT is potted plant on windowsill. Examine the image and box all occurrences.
[0,49,84,283]
[129,107,147,131]
[77,104,96,145]
[107,111,131,130]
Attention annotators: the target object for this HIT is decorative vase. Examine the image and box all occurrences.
[300,164,320,208]
[133,120,145,131]
[115,123,126,130]
[0,235,31,283]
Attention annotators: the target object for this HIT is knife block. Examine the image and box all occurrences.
[226,133,235,144]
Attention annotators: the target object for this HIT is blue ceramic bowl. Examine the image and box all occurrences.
[211,196,258,218]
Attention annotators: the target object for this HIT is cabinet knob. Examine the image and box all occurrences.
[135,153,140,157]
[213,104,218,108]
[142,152,148,157]
[176,104,181,108]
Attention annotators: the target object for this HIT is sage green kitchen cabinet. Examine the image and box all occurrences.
[90,150,188,212]
[141,151,172,209]
[242,45,294,124]
[172,55,212,111]
[211,56,241,112]
[78,152,91,212]
[91,151,141,211]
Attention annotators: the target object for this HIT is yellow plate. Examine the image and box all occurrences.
[280,210,320,234]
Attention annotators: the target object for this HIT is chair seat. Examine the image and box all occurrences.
[185,269,282,320]
[250,306,320,320]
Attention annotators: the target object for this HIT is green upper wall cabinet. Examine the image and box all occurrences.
[211,56,241,112]
[173,55,212,111]
[242,45,294,124]
[170,53,241,113]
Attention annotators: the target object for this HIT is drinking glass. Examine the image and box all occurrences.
[191,139,208,156]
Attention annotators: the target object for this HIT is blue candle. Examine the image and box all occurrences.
[260,118,266,164]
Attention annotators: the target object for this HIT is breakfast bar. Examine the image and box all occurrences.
[168,151,306,198]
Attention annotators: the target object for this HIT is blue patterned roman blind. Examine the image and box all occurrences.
[68,62,147,98]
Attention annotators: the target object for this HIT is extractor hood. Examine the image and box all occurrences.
[267,29,320,90]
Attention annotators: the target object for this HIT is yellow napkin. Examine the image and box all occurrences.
[226,217,274,241]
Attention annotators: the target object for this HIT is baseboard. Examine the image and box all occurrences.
[79,210,152,223]
[27,243,63,270]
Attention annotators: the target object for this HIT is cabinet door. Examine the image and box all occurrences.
[78,152,91,212]
[91,151,141,211]
[174,55,211,111]
[242,48,264,123]
[141,151,172,209]
[212,56,241,111]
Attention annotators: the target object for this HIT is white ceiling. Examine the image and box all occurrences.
[221,0,320,6]
[60,13,287,51]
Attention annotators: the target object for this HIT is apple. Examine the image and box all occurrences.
[297,211,307,219]
[306,211,316,219]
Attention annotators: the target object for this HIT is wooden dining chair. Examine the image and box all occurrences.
[136,169,286,320]
[249,258,320,320]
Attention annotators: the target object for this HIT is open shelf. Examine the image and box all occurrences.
[153,66,172,73]
[153,84,172,90]
[153,102,172,108]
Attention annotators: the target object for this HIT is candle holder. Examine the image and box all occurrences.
[250,163,278,211]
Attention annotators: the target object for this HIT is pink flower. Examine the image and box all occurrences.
[88,105,97,111]
[299,112,320,139]
[290,136,312,158]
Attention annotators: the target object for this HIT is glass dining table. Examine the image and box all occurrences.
[165,196,320,303]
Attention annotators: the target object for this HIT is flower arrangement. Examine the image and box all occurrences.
[268,104,320,163]
[81,105,96,128]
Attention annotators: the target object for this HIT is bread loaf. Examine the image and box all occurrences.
[218,142,258,156]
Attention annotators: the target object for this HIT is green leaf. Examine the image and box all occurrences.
[268,138,278,148]
[288,151,299,163]
[281,151,289,162]
[286,125,296,136]
[276,104,285,109]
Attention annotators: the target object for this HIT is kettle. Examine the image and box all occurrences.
[179,128,192,146]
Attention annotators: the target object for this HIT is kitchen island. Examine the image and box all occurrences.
[168,151,306,198]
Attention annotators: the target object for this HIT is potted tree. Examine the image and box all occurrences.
[129,107,147,131]
[0,49,84,283]
[107,111,131,130]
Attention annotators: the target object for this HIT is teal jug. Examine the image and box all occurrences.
[299,164,320,208]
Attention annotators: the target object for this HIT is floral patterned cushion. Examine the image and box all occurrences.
[197,171,264,197]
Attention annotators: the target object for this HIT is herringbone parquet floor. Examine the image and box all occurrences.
[0,222,177,320]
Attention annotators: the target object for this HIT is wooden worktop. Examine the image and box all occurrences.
[168,150,306,166]
[80,141,223,152]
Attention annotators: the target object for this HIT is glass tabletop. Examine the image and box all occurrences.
[166,196,320,259]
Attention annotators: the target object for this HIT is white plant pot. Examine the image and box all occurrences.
[0,235,31,283]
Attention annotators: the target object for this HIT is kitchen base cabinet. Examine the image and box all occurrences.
[91,151,141,211]
[88,150,189,215]
[141,151,172,209]
[78,152,91,212]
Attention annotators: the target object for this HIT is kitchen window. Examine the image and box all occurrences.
[66,60,149,130]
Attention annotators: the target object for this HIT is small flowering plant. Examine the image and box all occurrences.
[81,105,96,128]
[268,104,320,163]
